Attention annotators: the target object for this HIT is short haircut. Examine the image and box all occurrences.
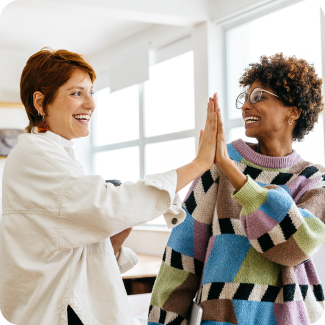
[239,53,324,141]
[20,48,96,133]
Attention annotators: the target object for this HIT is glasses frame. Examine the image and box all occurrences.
[236,87,282,109]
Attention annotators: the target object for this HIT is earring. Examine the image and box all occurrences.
[38,114,49,133]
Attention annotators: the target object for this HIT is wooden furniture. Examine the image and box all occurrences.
[0,102,24,109]
[123,254,162,279]
[123,254,162,295]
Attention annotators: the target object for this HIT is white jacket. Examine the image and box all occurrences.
[0,131,186,325]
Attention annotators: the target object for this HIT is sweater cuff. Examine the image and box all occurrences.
[232,175,268,216]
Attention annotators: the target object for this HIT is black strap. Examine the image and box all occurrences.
[67,305,84,325]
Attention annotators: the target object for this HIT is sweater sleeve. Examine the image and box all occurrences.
[232,175,325,266]
[148,166,219,324]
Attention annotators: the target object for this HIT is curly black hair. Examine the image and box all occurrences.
[239,53,324,141]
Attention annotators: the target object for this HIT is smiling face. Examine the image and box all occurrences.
[34,69,95,140]
[241,81,296,143]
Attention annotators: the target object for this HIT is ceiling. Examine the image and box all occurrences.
[0,0,154,57]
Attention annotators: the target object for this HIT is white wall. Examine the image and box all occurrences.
[87,24,190,74]
[124,229,170,256]
[0,107,28,129]
[0,49,33,103]
[209,0,289,23]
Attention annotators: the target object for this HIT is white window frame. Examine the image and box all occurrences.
[221,0,304,142]
[91,39,195,229]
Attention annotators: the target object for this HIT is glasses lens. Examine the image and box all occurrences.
[236,93,246,109]
[250,88,262,104]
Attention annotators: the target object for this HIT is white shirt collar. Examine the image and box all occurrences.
[31,127,73,148]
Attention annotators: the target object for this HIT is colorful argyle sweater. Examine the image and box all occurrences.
[148,139,325,325]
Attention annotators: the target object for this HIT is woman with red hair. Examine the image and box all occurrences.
[0,48,218,325]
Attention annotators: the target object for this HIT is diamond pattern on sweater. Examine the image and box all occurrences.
[299,166,319,178]
[183,167,219,218]
[313,284,324,301]
[261,286,281,302]
[258,233,275,252]
[280,213,297,240]
[271,172,294,185]
[163,246,204,276]
[283,284,296,302]
[243,166,262,180]
[214,218,245,237]
[219,218,235,234]
[150,143,325,325]
[184,192,196,215]
[148,306,186,325]
[201,170,215,193]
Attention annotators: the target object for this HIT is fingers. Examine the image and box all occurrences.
[217,108,226,142]
[213,93,219,113]
[199,130,203,148]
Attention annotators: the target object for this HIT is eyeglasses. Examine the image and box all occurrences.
[236,87,282,109]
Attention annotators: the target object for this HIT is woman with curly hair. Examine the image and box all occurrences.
[149,53,325,325]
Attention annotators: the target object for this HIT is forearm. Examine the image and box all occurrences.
[218,159,247,191]
[175,160,208,193]
[232,176,325,266]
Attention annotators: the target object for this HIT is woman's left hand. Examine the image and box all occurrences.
[209,94,231,174]
[110,228,133,256]
[210,93,247,191]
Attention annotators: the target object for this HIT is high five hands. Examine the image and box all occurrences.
[209,93,231,173]
[197,93,230,173]
[199,93,247,192]
[175,92,247,193]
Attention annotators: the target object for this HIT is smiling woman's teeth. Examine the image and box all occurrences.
[73,115,90,121]
[244,116,260,124]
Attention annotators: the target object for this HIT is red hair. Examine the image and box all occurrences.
[20,48,96,133]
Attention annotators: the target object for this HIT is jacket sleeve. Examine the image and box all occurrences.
[148,166,219,324]
[59,170,186,250]
[232,175,325,266]
[116,193,184,274]
[116,246,139,274]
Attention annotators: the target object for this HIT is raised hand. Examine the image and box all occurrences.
[209,93,247,191]
[194,98,218,171]
[209,93,230,172]
[175,98,218,193]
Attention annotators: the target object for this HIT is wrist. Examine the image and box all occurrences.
[216,158,233,175]
[192,158,211,175]
[219,159,247,191]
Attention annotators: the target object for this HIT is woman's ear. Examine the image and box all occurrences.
[290,106,301,121]
[33,91,44,115]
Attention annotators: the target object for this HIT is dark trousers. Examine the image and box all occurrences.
[67,305,84,325]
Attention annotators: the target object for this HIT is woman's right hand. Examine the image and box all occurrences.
[193,99,218,171]
[175,99,217,193]
[110,228,133,256]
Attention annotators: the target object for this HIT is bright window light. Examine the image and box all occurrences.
[144,51,195,137]
[93,85,139,146]
[145,137,196,225]
[94,146,140,184]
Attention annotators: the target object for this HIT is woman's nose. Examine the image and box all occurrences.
[84,94,96,111]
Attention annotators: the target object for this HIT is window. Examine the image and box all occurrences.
[225,0,324,165]
[92,51,195,227]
